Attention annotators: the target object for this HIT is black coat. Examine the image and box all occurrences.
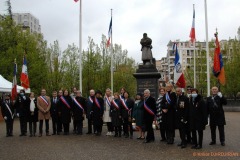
[57,96,72,124]
[189,95,208,130]
[26,98,38,122]
[110,99,122,127]
[207,95,227,126]
[1,100,14,121]
[86,96,95,119]
[92,97,104,126]
[15,95,29,117]
[72,96,86,121]
[120,98,134,119]
[175,95,189,129]
[50,97,59,121]
[143,96,156,121]
[161,92,177,130]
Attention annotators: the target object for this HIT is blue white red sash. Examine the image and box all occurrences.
[5,102,14,119]
[144,101,155,116]
[166,92,171,104]
[105,96,111,107]
[40,96,49,106]
[94,97,101,109]
[112,100,120,110]
[73,98,84,112]
[88,96,94,104]
[60,96,71,109]
[120,97,129,111]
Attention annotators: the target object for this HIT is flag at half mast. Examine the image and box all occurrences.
[173,43,186,88]
[107,17,112,47]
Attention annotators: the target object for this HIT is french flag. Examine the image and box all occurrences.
[107,17,112,47]
[173,43,186,88]
[189,5,196,43]
[11,61,17,101]
[20,56,30,89]
[74,0,79,2]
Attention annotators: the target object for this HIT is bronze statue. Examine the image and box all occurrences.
[140,33,153,65]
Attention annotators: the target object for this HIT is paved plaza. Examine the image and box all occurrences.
[0,112,239,160]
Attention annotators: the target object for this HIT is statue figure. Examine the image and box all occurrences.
[140,33,153,65]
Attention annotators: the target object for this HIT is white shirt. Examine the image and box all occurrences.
[30,98,35,112]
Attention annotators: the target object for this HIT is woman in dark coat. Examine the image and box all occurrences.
[27,92,38,137]
[120,91,134,139]
[110,92,122,137]
[189,88,208,149]
[57,89,72,135]
[132,93,145,139]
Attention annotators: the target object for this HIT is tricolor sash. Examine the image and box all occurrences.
[88,96,94,104]
[73,98,84,112]
[60,96,71,109]
[40,96,49,106]
[120,97,129,111]
[5,102,14,119]
[144,101,155,116]
[166,92,171,104]
[112,100,120,110]
[105,96,111,107]
[94,97,101,109]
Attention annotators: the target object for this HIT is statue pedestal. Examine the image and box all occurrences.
[133,64,161,99]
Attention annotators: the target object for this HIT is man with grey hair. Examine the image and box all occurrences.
[143,89,156,143]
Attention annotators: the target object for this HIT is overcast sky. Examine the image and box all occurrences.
[1,0,240,62]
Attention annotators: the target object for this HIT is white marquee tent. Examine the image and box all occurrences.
[0,74,30,93]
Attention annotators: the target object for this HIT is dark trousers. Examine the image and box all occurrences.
[160,123,166,140]
[63,123,70,133]
[94,119,103,134]
[39,119,49,134]
[107,122,113,132]
[52,119,57,134]
[75,120,83,134]
[210,125,225,142]
[114,126,122,135]
[192,130,203,147]
[123,118,133,136]
[5,119,13,136]
[145,118,155,141]
[179,128,186,145]
[19,116,27,134]
[87,118,93,133]
[166,129,175,143]
[29,121,37,135]
[57,116,62,133]
[73,120,77,132]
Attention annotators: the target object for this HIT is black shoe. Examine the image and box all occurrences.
[19,134,24,137]
[46,133,51,136]
[38,134,42,137]
[86,132,92,135]
[29,134,33,137]
[143,139,154,143]
[191,145,197,149]
[130,135,133,139]
[114,134,118,137]
[209,141,216,145]
[195,145,202,149]
[125,135,129,138]
[177,143,182,146]
[52,133,56,135]
[9,134,13,137]
[221,142,225,146]
[137,137,142,140]
[160,139,166,142]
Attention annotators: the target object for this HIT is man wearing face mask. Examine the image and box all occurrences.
[15,89,29,136]
[1,94,15,137]
[175,88,189,148]
[207,86,227,146]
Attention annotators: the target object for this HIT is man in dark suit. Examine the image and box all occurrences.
[207,86,227,146]
[1,94,14,137]
[50,91,58,135]
[15,89,29,136]
[143,89,156,143]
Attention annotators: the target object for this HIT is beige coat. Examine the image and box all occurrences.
[37,96,51,120]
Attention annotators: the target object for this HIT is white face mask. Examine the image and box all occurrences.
[191,93,198,98]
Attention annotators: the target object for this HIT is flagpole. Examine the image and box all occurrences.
[204,0,210,96]
[79,0,83,93]
[193,4,196,89]
[110,9,113,94]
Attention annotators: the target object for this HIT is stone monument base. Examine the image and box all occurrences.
[133,64,161,99]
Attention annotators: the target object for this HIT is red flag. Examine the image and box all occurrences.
[106,17,112,47]
[189,5,196,43]
[20,56,30,89]
[74,0,79,2]
[213,32,226,85]
[11,60,17,101]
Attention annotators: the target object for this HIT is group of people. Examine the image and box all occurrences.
[1,85,227,149]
